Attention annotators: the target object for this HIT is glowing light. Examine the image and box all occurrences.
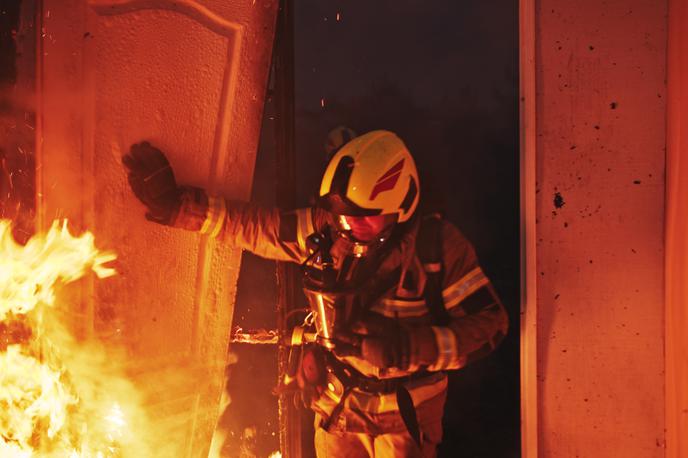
[0,219,116,320]
[0,219,149,457]
[104,403,127,441]
[0,345,77,447]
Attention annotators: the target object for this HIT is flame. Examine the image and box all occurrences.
[0,219,151,457]
[0,220,115,320]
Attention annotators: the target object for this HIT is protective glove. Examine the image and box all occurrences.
[334,315,440,371]
[298,344,328,402]
[360,328,412,371]
[333,316,411,370]
[274,344,328,408]
[122,141,181,225]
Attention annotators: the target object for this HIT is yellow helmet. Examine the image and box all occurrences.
[318,130,420,223]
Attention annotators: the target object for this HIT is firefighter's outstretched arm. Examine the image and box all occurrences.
[122,141,313,263]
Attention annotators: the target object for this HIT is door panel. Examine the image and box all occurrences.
[38,1,278,455]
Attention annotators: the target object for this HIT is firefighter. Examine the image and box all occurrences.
[122,130,508,457]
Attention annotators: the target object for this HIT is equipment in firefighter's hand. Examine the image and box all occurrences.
[233,225,415,375]
[300,230,344,351]
[232,313,416,372]
[299,229,381,354]
[267,316,343,409]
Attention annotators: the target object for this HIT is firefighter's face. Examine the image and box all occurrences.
[337,214,396,242]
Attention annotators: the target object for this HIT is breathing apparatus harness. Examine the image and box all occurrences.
[286,214,448,441]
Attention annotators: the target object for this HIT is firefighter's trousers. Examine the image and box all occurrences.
[314,419,442,458]
[313,389,445,458]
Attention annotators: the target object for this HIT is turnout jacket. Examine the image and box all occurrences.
[173,190,508,432]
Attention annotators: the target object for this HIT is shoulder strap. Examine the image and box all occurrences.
[417,214,451,326]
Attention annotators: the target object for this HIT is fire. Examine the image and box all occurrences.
[0,345,76,453]
[0,219,152,457]
[0,219,115,320]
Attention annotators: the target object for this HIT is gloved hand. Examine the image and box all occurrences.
[274,344,328,408]
[334,316,413,370]
[334,314,441,371]
[360,328,412,371]
[122,141,181,225]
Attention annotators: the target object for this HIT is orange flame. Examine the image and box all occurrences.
[0,219,153,457]
[0,220,115,320]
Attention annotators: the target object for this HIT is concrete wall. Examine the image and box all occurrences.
[533,0,666,456]
[38,1,278,455]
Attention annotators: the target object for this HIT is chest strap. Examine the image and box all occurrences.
[417,214,451,326]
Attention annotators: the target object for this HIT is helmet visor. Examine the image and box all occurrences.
[332,213,398,243]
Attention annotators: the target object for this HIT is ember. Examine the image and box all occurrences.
[0,219,152,457]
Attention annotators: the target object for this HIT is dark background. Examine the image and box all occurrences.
[0,0,520,456]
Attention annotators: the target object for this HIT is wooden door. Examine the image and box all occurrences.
[37,1,278,455]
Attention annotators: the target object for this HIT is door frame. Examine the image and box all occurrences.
[519,0,538,456]
[666,0,688,456]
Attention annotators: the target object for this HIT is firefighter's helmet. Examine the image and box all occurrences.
[318,130,419,224]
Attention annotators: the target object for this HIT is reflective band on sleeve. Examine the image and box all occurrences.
[427,326,458,371]
[296,208,315,251]
[200,196,227,237]
[374,297,427,318]
[442,267,490,309]
[209,198,227,237]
